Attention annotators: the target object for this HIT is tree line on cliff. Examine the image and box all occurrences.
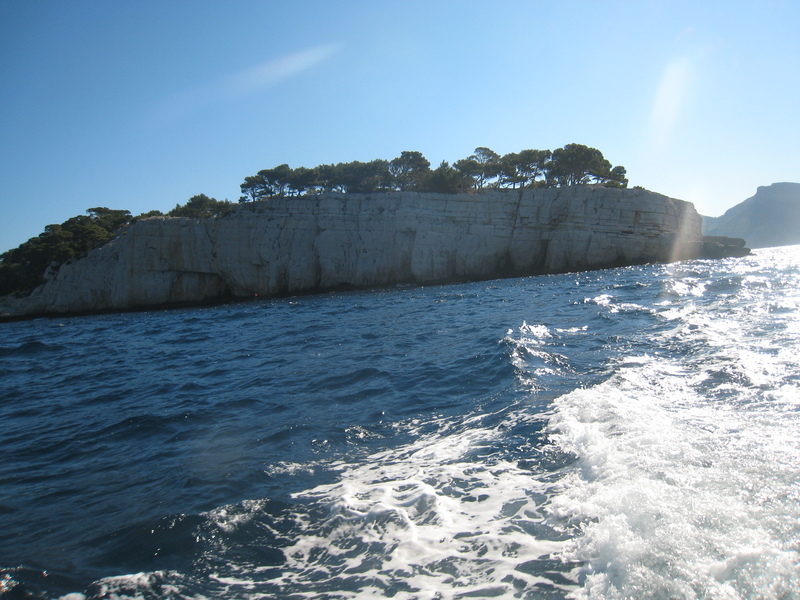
[238,143,627,201]
[0,143,626,297]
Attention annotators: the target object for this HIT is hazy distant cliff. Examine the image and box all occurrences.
[703,182,800,248]
[1,187,710,317]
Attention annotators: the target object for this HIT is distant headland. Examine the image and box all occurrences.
[703,182,800,249]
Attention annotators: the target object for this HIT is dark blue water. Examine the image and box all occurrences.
[2,247,799,599]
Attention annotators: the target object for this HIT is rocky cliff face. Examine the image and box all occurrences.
[1,186,706,317]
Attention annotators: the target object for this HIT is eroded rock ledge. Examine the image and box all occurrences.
[0,187,748,319]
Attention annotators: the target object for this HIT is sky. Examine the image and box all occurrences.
[1,0,798,254]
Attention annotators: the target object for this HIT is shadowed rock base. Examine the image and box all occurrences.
[700,236,751,259]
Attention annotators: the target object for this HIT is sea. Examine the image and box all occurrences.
[1,245,799,600]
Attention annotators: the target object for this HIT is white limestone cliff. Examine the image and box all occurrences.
[0,186,703,317]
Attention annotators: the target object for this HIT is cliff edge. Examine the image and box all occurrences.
[1,186,727,318]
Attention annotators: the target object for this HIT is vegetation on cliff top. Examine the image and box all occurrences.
[239,143,627,201]
[1,143,625,297]
[0,208,133,297]
[0,196,233,297]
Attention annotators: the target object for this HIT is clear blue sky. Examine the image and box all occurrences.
[1,0,798,253]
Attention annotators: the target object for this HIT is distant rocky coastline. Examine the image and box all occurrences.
[703,182,800,249]
[0,186,749,319]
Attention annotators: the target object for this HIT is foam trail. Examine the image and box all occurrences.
[547,358,800,598]
[274,410,575,599]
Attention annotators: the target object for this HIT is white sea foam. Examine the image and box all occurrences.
[505,321,575,391]
[58,572,193,600]
[263,460,322,477]
[585,293,654,315]
[546,253,800,599]
[273,408,572,599]
[548,362,800,598]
